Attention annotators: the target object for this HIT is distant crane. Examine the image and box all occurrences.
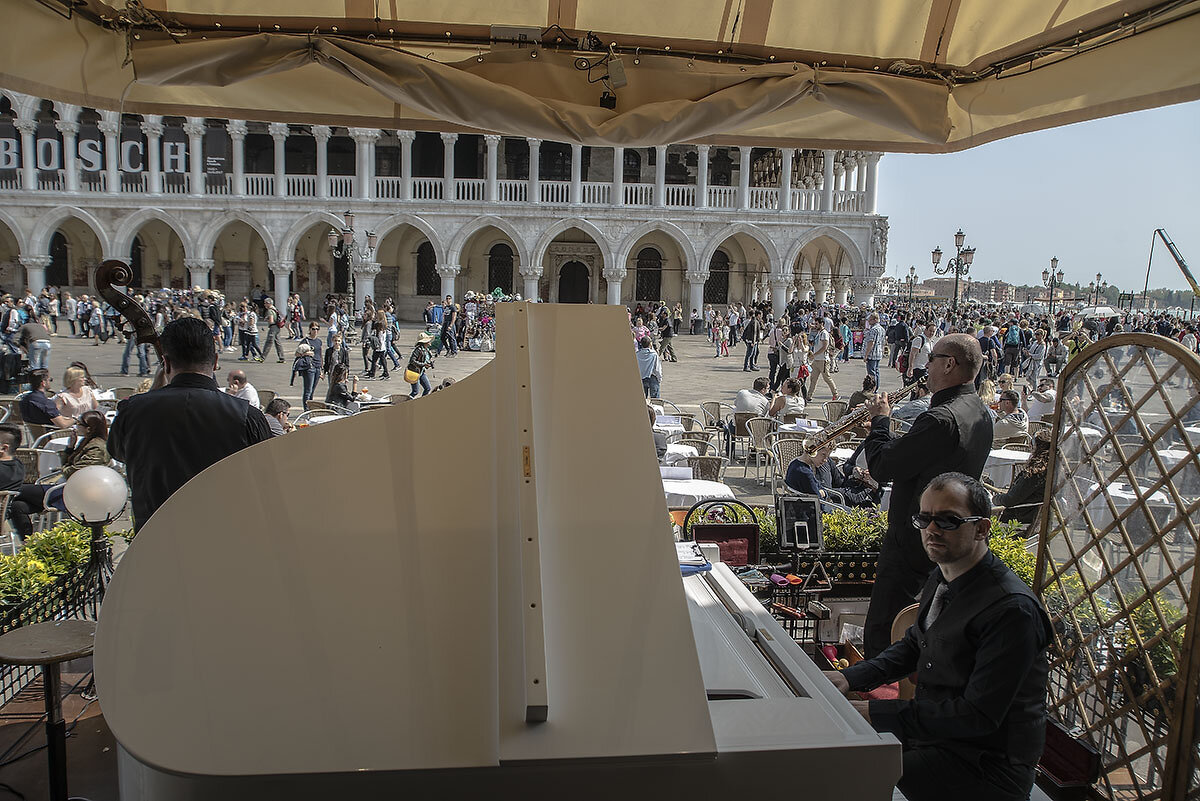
[1144,228,1196,319]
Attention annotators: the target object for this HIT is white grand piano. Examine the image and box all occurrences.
[95,303,901,799]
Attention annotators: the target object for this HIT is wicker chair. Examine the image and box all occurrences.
[780,412,807,425]
[745,416,778,483]
[767,435,809,496]
[676,437,718,457]
[699,400,733,451]
[995,433,1034,451]
[304,400,333,412]
[15,448,52,483]
[678,413,701,432]
[655,399,684,416]
[822,400,849,424]
[113,386,137,400]
[0,490,20,556]
[729,411,756,463]
[257,389,277,408]
[686,455,727,483]
[1028,420,1052,438]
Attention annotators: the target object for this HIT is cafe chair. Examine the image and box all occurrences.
[0,490,21,556]
[676,437,718,457]
[745,416,778,484]
[686,455,728,483]
[656,399,684,416]
[113,387,137,400]
[257,390,276,407]
[822,400,849,425]
[891,604,921,700]
[767,435,808,497]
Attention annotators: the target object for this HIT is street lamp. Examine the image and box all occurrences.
[932,228,975,313]
[1042,256,1065,319]
[906,265,916,303]
[328,210,378,311]
[1089,272,1108,305]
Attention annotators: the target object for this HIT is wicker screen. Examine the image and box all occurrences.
[1035,333,1200,800]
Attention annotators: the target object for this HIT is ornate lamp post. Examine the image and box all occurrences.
[1088,272,1108,305]
[931,228,976,313]
[328,210,378,311]
[906,265,916,303]
[1042,257,1065,319]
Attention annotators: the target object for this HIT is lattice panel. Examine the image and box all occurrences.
[1035,334,1200,801]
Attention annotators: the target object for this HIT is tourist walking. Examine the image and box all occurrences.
[807,317,839,400]
[861,312,885,389]
[262,298,287,362]
[742,311,760,372]
[637,336,663,398]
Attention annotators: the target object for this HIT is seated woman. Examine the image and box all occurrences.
[55,365,99,420]
[784,442,836,510]
[324,364,360,412]
[767,377,806,418]
[992,429,1052,525]
[60,410,111,479]
[847,375,877,410]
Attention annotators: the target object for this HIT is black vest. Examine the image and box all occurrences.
[914,554,1052,766]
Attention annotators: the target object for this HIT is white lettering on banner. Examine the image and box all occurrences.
[36,138,61,171]
[120,140,144,172]
[78,139,103,172]
[0,139,17,170]
[163,142,187,173]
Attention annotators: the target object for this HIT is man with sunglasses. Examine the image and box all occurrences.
[825,473,1051,801]
[860,333,993,658]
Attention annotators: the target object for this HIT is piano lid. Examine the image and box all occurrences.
[94,302,716,777]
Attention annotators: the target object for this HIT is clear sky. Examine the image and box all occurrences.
[877,100,1200,294]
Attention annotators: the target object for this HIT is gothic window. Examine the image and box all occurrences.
[47,231,69,286]
[623,150,642,183]
[635,247,662,302]
[415,241,439,296]
[705,250,730,304]
[487,243,514,295]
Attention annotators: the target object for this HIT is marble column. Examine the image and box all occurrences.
[834,279,849,306]
[519,266,540,301]
[738,147,751,210]
[349,128,379,200]
[686,271,707,320]
[20,254,51,292]
[570,143,583,204]
[770,276,790,318]
[98,114,120,194]
[611,146,624,206]
[312,125,331,199]
[437,263,460,300]
[185,258,214,290]
[353,261,380,307]
[227,120,247,197]
[603,268,626,306]
[271,260,294,312]
[440,132,458,201]
[183,118,205,196]
[56,120,80,193]
[269,122,289,198]
[141,116,164,195]
[865,153,881,214]
[821,149,835,212]
[695,145,709,208]
[14,119,35,191]
[484,134,500,202]
[778,147,794,211]
[397,130,415,200]
[527,138,541,203]
[653,145,667,206]
[833,163,845,210]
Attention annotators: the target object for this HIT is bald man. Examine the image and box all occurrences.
[860,333,993,657]
[224,369,261,409]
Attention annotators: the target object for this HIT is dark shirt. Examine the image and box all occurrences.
[653,431,667,460]
[20,389,62,425]
[325,381,354,407]
[784,459,820,495]
[300,336,323,371]
[108,373,272,531]
[17,321,51,348]
[0,458,24,491]
[322,344,350,376]
[842,551,1052,767]
[993,468,1047,524]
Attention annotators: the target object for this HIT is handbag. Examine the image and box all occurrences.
[797,363,811,379]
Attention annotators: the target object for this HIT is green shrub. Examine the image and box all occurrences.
[1124,593,1185,680]
[988,526,1035,587]
[0,521,107,609]
[821,508,887,552]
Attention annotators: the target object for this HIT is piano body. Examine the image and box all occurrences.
[95,303,901,799]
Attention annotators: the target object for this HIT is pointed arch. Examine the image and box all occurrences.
[29,206,111,258]
[373,213,446,265]
[197,210,278,261]
[783,225,866,280]
[532,217,612,274]
[698,223,780,278]
[615,220,694,274]
[111,208,196,261]
[279,211,347,259]
[0,208,29,256]
[447,215,530,269]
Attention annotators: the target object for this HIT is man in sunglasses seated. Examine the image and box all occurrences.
[860,333,993,657]
[825,472,1052,801]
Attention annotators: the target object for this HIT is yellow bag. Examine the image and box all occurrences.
[404,369,420,383]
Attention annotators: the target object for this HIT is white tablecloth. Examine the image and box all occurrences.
[659,465,694,480]
[780,419,822,433]
[93,389,116,401]
[663,443,698,465]
[986,448,1032,487]
[662,478,735,508]
[654,422,685,437]
[301,414,343,426]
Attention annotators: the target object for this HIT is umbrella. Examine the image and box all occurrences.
[1080,306,1119,318]
[1020,303,1047,315]
[1,1,1197,151]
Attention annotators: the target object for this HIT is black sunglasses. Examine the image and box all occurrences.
[912,512,986,531]
[927,352,953,362]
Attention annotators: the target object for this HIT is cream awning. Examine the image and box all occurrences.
[1,0,1197,151]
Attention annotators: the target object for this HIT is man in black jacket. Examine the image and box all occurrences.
[109,317,271,532]
[825,473,1051,801]
[861,333,992,657]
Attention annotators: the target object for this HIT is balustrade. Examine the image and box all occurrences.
[832,189,866,212]
[328,176,354,198]
[411,177,443,200]
[748,187,779,210]
[664,185,695,207]
[36,171,64,191]
[374,176,402,200]
[244,174,274,196]
[581,181,610,205]
[539,181,570,204]
[286,175,316,197]
[0,174,22,191]
[455,178,486,202]
[121,173,147,193]
[205,174,231,195]
[497,179,527,203]
[163,174,191,195]
[624,183,653,206]
[707,186,737,208]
